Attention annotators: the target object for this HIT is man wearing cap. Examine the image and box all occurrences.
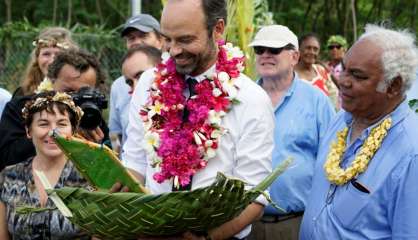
[108,14,163,156]
[326,35,348,81]
[247,25,335,240]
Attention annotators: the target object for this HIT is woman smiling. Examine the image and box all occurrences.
[0,91,90,240]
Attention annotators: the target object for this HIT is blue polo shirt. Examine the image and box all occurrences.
[261,74,335,215]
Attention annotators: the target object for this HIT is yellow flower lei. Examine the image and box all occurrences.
[324,118,392,185]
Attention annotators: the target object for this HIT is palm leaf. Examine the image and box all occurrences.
[45,158,291,239]
[51,130,148,194]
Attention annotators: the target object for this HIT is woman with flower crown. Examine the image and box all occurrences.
[120,0,275,239]
[0,91,91,239]
[300,25,418,239]
[14,27,78,97]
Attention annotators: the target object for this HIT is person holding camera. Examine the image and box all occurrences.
[0,49,109,171]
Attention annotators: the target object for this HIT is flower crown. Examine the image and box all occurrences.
[32,38,71,50]
[22,92,84,126]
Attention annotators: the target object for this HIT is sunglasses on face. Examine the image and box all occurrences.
[254,45,293,55]
[328,45,342,50]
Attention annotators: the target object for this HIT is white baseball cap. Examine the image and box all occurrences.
[249,25,299,50]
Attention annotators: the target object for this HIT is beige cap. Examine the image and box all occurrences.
[249,25,299,50]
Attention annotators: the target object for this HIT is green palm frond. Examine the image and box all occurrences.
[45,159,291,239]
[52,130,148,194]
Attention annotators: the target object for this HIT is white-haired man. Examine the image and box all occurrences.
[300,24,418,239]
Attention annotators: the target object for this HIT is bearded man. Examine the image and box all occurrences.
[300,24,418,239]
[121,0,275,239]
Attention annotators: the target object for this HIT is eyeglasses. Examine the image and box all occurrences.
[328,45,342,50]
[254,45,293,55]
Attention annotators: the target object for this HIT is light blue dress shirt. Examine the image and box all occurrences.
[300,100,418,239]
[0,88,11,118]
[262,74,336,215]
[406,70,418,109]
[108,76,131,148]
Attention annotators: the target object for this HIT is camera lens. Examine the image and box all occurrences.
[79,102,102,130]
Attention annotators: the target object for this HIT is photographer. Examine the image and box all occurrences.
[0,49,109,171]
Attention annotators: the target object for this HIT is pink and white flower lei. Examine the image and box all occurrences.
[140,41,245,188]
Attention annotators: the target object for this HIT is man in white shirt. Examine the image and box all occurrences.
[122,0,274,239]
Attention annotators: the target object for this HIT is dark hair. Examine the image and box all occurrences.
[298,33,320,47]
[121,45,162,66]
[24,92,78,132]
[201,0,227,35]
[47,49,106,86]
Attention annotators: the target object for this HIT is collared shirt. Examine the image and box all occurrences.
[122,65,274,238]
[300,100,418,239]
[108,76,131,148]
[261,74,335,215]
[0,87,11,118]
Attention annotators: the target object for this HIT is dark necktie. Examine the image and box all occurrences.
[173,78,198,191]
[187,77,198,97]
[182,78,198,122]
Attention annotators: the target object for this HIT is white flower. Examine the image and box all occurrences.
[177,104,184,110]
[35,77,53,93]
[208,110,222,125]
[148,101,163,118]
[224,42,244,59]
[217,71,230,82]
[193,131,202,145]
[222,81,238,99]
[173,176,180,189]
[143,131,160,153]
[197,132,207,141]
[212,88,222,97]
[205,148,216,160]
[161,51,170,63]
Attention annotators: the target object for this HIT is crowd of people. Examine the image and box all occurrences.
[0,0,418,239]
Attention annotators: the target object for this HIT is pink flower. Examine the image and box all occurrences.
[144,40,244,186]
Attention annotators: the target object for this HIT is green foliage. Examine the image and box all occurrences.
[267,0,418,48]
[408,99,418,113]
[226,0,275,79]
[1,0,417,89]
[0,21,125,92]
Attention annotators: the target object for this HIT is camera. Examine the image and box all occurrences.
[70,87,108,130]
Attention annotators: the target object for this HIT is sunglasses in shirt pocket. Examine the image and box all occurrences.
[331,180,371,229]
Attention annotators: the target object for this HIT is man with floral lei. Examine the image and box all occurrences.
[300,24,418,239]
[120,0,274,239]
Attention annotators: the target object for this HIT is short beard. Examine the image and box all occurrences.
[175,37,217,75]
[175,57,198,75]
